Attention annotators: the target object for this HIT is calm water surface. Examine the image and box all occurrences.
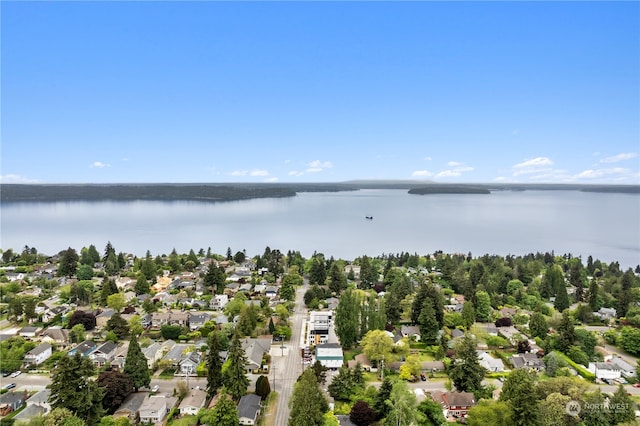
[1,190,639,268]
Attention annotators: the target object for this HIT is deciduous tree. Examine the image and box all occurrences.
[499,368,539,426]
[97,370,134,414]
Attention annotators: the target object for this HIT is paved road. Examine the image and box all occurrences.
[273,283,307,426]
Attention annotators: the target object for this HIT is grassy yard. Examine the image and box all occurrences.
[167,415,197,426]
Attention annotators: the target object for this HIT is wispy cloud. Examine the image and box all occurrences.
[574,167,630,179]
[90,161,110,168]
[411,170,433,177]
[434,163,474,178]
[306,160,333,173]
[599,152,638,164]
[0,174,40,183]
[424,156,432,161]
[512,157,553,176]
[230,169,270,177]
[288,170,304,177]
[265,177,279,182]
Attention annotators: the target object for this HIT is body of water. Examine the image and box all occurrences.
[1,190,639,268]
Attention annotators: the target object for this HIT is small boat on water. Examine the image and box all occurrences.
[365,216,373,220]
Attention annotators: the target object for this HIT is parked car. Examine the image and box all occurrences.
[4,383,16,390]
[151,385,159,393]
[633,383,640,388]
[9,371,21,378]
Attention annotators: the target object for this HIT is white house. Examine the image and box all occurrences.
[315,343,344,369]
[139,396,176,424]
[589,362,622,380]
[178,389,206,416]
[238,394,261,425]
[605,355,636,378]
[477,350,505,373]
[23,343,52,366]
[211,294,229,311]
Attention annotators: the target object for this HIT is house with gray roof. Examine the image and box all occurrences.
[114,392,148,423]
[241,337,271,373]
[178,388,206,416]
[238,394,261,425]
[68,340,97,357]
[23,342,52,366]
[89,341,118,367]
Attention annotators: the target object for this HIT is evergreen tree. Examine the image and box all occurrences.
[581,390,610,426]
[373,377,393,420]
[255,375,271,400]
[309,255,326,286]
[359,255,378,289]
[204,264,226,294]
[499,368,539,426]
[105,313,130,340]
[411,282,429,324]
[134,274,150,295]
[609,384,635,424]
[49,353,104,425]
[418,299,439,345]
[123,334,150,392]
[588,278,599,311]
[311,360,328,385]
[289,369,329,426]
[335,289,360,349]
[529,311,548,339]
[58,247,79,277]
[448,334,485,393]
[206,331,223,398]
[475,290,492,322]
[556,310,575,353]
[200,388,238,426]
[328,261,347,294]
[617,269,635,318]
[554,283,570,312]
[223,332,250,400]
[100,278,119,305]
[461,301,475,329]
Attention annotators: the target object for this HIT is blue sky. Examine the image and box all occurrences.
[1,1,639,184]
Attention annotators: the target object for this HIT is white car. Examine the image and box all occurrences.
[151,385,159,392]
[9,371,21,378]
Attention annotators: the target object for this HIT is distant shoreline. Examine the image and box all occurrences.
[1,182,638,202]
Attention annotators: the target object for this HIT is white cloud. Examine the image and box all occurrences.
[493,176,509,182]
[306,160,333,173]
[599,152,638,164]
[513,157,554,169]
[433,163,475,179]
[230,170,248,176]
[424,156,432,161]
[435,170,462,178]
[249,169,269,177]
[265,177,279,182]
[511,157,555,176]
[90,161,110,168]
[0,174,40,183]
[412,170,433,177]
[574,167,629,179]
[288,171,304,177]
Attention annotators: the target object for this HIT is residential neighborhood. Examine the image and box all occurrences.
[0,245,639,426]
